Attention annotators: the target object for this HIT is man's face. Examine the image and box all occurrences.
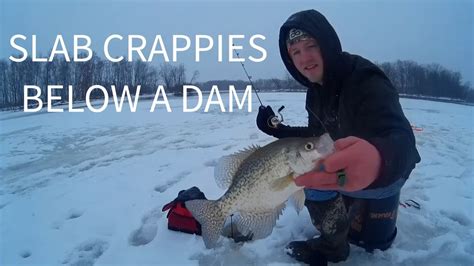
[288,38,324,84]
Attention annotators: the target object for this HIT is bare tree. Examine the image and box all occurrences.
[158,63,198,94]
[0,60,9,106]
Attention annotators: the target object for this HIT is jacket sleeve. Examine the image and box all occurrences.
[354,75,421,190]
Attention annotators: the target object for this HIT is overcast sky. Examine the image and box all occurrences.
[1,0,473,84]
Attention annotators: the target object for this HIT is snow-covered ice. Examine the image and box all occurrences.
[0,92,473,265]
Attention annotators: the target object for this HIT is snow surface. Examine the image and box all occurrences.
[1,92,473,265]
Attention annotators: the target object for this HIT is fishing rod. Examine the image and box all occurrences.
[233,47,284,128]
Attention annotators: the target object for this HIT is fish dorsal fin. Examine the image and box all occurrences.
[214,145,260,190]
[236,202,286,240]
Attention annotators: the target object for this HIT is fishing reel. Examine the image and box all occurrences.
[269,105,285,128]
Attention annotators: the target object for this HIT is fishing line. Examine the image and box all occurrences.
[232,46,284,127]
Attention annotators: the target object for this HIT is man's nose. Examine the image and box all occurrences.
[300,50,314,64]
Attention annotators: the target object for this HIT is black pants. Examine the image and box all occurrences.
[344,191,400,252]
[305,191,400,261]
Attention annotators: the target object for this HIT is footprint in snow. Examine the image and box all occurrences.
[50,221,63,230]
[204,159,217,167]
[62,239,108,266]
[440,210,472,227]
[128,206,162,246]
[156,164,171,173]
[249,133,259,139]
[66,209,84,220]
[222,145,235,151]
[19,250,31,258]
[154,171,191,193]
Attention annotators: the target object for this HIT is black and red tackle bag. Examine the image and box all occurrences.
[161,186,206,235]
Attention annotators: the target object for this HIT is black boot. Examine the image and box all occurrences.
[285,241,328,266]
[286,194,350,264]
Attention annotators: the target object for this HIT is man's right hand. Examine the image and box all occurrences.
[256,105,277,136]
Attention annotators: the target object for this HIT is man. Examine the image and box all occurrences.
[256,9,421,265]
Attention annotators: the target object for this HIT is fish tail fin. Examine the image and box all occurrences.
[185,199,226,248]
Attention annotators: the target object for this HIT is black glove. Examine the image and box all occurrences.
[256,105,278,136]
[257,105,318,139]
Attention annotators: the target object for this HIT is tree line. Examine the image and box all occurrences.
[0,53,199,109]
[0,54,472,109]
[378,60,473,102]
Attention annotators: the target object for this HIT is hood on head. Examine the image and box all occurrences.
[279,9,345,88]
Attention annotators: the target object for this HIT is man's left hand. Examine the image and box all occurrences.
[295,136,382,192]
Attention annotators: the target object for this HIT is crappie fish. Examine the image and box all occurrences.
[186,133,334,248]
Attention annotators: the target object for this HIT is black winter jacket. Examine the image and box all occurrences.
[273,10,421,190]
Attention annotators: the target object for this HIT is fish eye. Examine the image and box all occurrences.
[304,142,314,151]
